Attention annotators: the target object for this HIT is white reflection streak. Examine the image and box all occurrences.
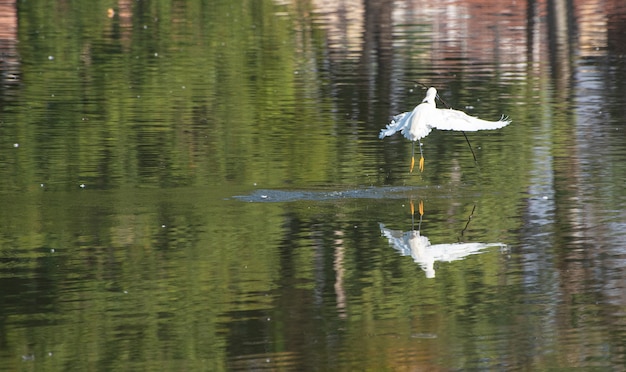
[334,230,347,318]
[571,13,626,306]
[379,223,506,278]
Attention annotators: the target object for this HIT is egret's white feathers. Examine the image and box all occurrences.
[432,108,511,132]
[379,87,511,142]
[378,111,412,139]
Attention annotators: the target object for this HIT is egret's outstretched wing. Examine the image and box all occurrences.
[379,111,413,139]
[432,109,511,132]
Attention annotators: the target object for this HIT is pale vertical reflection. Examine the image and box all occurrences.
[526,0,546,65]
[547,0,573,89]
[516,84,563,367]
[604,0,626,314]
[572,64,604,245]
[572,16,626,310]
[515,0,563,357]
[522,79,557,285]
[333,230,347,318]
[574,0,608,56]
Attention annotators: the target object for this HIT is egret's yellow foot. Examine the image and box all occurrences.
[410,156,415,173]
[418,200,424,216]
[410,200,415,215]
[419,156,425,172]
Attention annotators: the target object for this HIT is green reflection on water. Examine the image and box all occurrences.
[0,184,287,370]
[4,0,343,192]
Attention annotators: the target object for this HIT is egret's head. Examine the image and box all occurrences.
[422,87,437,104]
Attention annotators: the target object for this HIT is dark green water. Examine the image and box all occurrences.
[1,0,626,370]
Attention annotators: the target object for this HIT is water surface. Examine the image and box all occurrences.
[1,0,626,370]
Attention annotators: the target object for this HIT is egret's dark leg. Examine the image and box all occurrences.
[461,131,478,165]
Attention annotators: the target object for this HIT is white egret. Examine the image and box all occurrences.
[379,87,511,172]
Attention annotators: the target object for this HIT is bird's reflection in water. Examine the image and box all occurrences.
[379,201,507,278]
